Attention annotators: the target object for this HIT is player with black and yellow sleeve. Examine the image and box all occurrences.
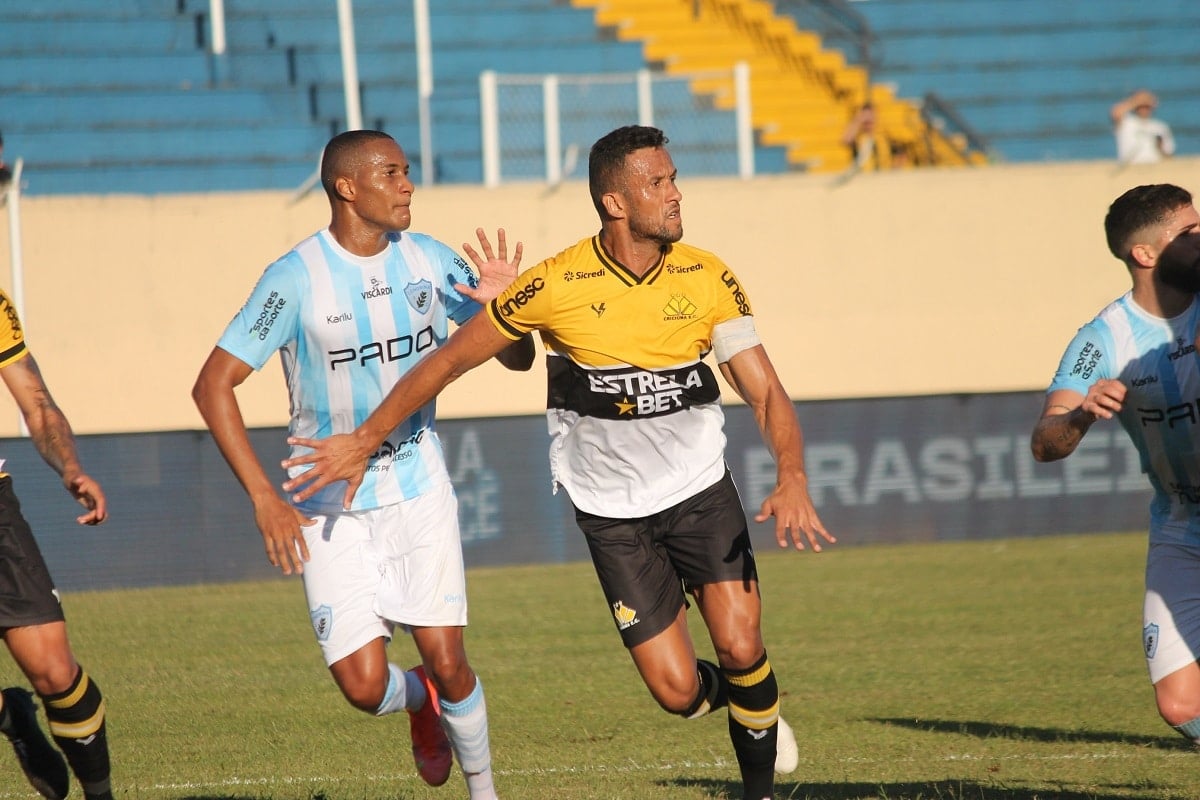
[282,125,836,800]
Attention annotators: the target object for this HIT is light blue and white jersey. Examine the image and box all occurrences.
[1049,291,1200,545]
[218,228,482,514]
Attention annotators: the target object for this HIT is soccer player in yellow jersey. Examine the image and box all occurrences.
[0,289,113,800]
[282,125,835,800]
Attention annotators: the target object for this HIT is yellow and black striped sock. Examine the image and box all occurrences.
[41,667,111,800]
[724,651,778,800]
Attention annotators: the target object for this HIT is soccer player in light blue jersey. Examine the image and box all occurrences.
[192,130,533,800]
[1032,183,1200,745]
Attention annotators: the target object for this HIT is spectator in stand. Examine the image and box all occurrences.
[1111,90,1175,166]
[841,103,891,171]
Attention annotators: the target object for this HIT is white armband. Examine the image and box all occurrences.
[712,315,760,364]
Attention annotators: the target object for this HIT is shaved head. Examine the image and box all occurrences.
[320,130,396,200]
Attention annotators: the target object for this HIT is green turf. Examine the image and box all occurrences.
[1,530,1194,800]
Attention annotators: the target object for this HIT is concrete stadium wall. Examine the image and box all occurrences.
[0,156,1192,436]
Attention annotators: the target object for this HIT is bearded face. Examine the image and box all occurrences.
[1157,231,1200,293]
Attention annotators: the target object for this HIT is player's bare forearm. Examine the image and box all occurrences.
[283,313,513,506]
[26,404,82,479]
[1031,384,1120,462]
[724,346,834,551]
[1031,408,1094,462]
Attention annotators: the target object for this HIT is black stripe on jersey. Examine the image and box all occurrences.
[592,237,665,286]
[547,355,721,420]
[488,298,526,339]
[0,341,26,366]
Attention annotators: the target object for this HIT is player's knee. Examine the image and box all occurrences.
[714,637,764,673]
[337,675,387,712]
[425,658,475,702]
[649,671,702,715]
[1155,688,1200,729]
[25,656,80,698]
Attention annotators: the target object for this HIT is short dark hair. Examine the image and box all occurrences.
[588,125,669,217]
[1105,183,1193,261]
[320,129,395,199]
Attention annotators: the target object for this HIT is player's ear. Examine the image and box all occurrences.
[334,174,356,203]
[600,191,625,221]
[1131,241,1157,268]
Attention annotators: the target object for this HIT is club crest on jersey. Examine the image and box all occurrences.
[1144,622,1159,658]
[311,604,333,641]
[612,600,639,631]
[663,294,698,321]
[405,279,433,313]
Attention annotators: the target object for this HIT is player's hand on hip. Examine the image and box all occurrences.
[253,495,313,575]
[282,433,370,509]
[459,227,523,303]
[755,477,836,552]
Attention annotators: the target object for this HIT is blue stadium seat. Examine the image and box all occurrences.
[0,0,787,194]
[846,0,1200,163]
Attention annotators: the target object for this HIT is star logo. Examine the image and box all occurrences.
[614,396,636,415]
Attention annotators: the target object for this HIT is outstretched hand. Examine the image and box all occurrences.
[755,475,835,552]
[281,433,373,509]
[458,228,523,303]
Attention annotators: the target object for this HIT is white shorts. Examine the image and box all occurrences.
[1143,541,1200,683]
[300,481,468,666]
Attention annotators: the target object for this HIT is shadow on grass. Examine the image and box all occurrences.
[179,794,422,800]
[663,778,1165,800]
[869,717,1193,751]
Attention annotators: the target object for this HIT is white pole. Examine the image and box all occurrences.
[7,159,24,323]
[733,61,754,178]
[543,75,561,185]
[414,0,434,185]
[6,158,27,435]
[636,69,654,127]
[336,0,363,131]
[209,0,228,83]
[480,71,500,188]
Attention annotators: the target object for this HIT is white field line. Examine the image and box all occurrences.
[0,749,1192,798]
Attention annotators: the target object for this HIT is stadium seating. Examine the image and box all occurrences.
[0,0,787,194]
[852,0,1200,162]
[4,0,1195,194]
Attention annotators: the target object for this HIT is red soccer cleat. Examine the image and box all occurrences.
[407,665,453,786]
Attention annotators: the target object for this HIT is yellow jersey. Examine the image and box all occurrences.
[485,235,753,517]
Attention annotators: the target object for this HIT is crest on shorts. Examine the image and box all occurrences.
[612,600,639,631]
[1143,622,1159,658]
[405,279,433,314]
[311,604,333,641]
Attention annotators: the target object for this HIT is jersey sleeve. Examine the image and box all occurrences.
[216,256,305,370]
[485,258,553,340]
[412,234,482,326]
[1047,320,1115,395]
[710,258,754,324]
[0,290,28,369]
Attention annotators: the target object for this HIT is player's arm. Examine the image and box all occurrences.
[719,344,834,552]
[0,352,106,525]
[1110,90,1153,126]
[192,347,313,575]
[494,333,535,371]
[1030,382,1124,462]
[283,312,515,507]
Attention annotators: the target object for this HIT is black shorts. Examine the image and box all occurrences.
[0,476,65,630]
[574,469,758,648]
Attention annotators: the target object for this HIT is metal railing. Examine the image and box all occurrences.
[921,92,996,164]
[774,0,877,75]
[479,62,756,188]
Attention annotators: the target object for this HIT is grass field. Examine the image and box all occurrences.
[1,530,1196,800]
